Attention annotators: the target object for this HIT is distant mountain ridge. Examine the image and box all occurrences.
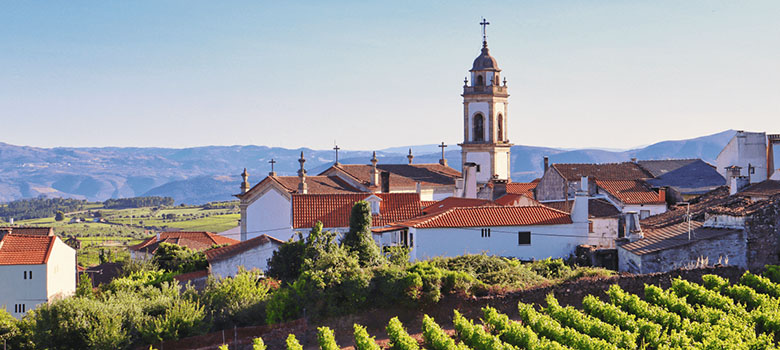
[0,130,737,204]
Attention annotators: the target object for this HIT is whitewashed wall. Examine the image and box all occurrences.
[622,204,667,218]
[246,188,293,242]
[210,243,281,277]
[0,264,47,319]
[46,238,76,300]
[409,222,590,261]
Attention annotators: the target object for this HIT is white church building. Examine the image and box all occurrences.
[232,21,597,264]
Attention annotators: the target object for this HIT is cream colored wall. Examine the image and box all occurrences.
[494,150,509,180]
[46,237,76,301]
[465,151,491,183]
[0,264,48,319]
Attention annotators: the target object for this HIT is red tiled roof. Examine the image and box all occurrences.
[494,193,540,206]
[205,234,284,263]
[395,206,572,229]
[596,180,665,205]
[542,198,621,218]
[422,197,494,215]
[324,163,461,188]
[292,193,423,228]
[173,270,209,283]
[505,182,537,197]
[130,231,239,254]
[0,234,57,265]
[619,221,741,255]
[420,200,437,208]
[641,186,729,229]
[553,162,653,181]
[0,227,53,236]
[238,175,363,199]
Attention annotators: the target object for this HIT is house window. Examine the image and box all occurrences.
[481,228,491,238]
[518,231,531,245]
[476,75,484,86]
[589,221,594,233]
[24,271,31,279]
[473,114,484,142]
[14,304,25,313]
[23,271,26,279]
[409,232,414,248]
[640,210,650,219]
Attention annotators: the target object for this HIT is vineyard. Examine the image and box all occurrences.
[239,267,780,349]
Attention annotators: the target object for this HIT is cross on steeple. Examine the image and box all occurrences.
[438,142,448,166]
[268,158,277,176]
[480,18,490,43]
[333,143,341,165]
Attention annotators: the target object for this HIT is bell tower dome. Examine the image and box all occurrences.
[459,19,512,185]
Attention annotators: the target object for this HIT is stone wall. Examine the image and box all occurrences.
[746,201,780,270]
[633,230,747,274]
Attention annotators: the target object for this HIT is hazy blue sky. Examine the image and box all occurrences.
[1,1,779,150]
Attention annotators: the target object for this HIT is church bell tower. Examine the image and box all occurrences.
[459,19,512,185]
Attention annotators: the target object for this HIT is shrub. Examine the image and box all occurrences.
[266,235,305,282]
[200,269,274,327]
[152,243,207,273]
[528,258,572,279]
[29,297,130,350]
[286,334,303,350]
[138,298,208,344]
[354,324,381,350]
[317,326,340,350]
[252,337,267,350]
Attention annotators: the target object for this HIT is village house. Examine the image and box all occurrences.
[595,180,667,219]
[640,159,725,200]
[0,231,76,319]
[542,198,622,248]
[374,177,594,261]
[205,234,284,277]
[716,131,780,183]
[128,231,238,260]
[617,178,780,274]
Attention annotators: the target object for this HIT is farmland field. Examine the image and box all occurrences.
[287,268,780,350]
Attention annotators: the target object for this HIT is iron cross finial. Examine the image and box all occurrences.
[268,158,276,173]
[480,18,490,43]
[333,143,341,164]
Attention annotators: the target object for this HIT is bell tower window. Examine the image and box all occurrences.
[473,114,484,142]
[497,114,504,142]
[476,75,484,86]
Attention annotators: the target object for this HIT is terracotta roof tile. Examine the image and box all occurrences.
[205,234,284,263]
[395,206,572,229]
[238,175,363,199]
[596,180,665,205]
[130,231,239,254]
[173,270,209,282]
[422,197,494,215]
[505,182,537,197]
[0,227,53,236]
[292,193,423,229]
[325,164,461,188]
[0,234,57,265]
[542,198,621,218]
[619,221,741,255]
[553,162,653,181]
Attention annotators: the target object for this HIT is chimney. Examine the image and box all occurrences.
[725,165,742,179]
[543,156,549,173]
[492,179,507,200]
[625,212,643,242]
[298,152,308,194]
[463,162,478,198]
[240,168,251,194]
[631,157,637,163]
[370,151,379,187]
[407,149,414,165]
[658,187,666,202]
[416,181,422,194]
[381,171,390,193]
[571,176,589,223]
[730,175,750,195]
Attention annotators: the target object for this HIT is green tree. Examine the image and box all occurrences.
[54,211,65,221]
[342,201,383,267]
[75,273,94,298]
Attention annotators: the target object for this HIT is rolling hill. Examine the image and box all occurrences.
[0,130,737,204]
